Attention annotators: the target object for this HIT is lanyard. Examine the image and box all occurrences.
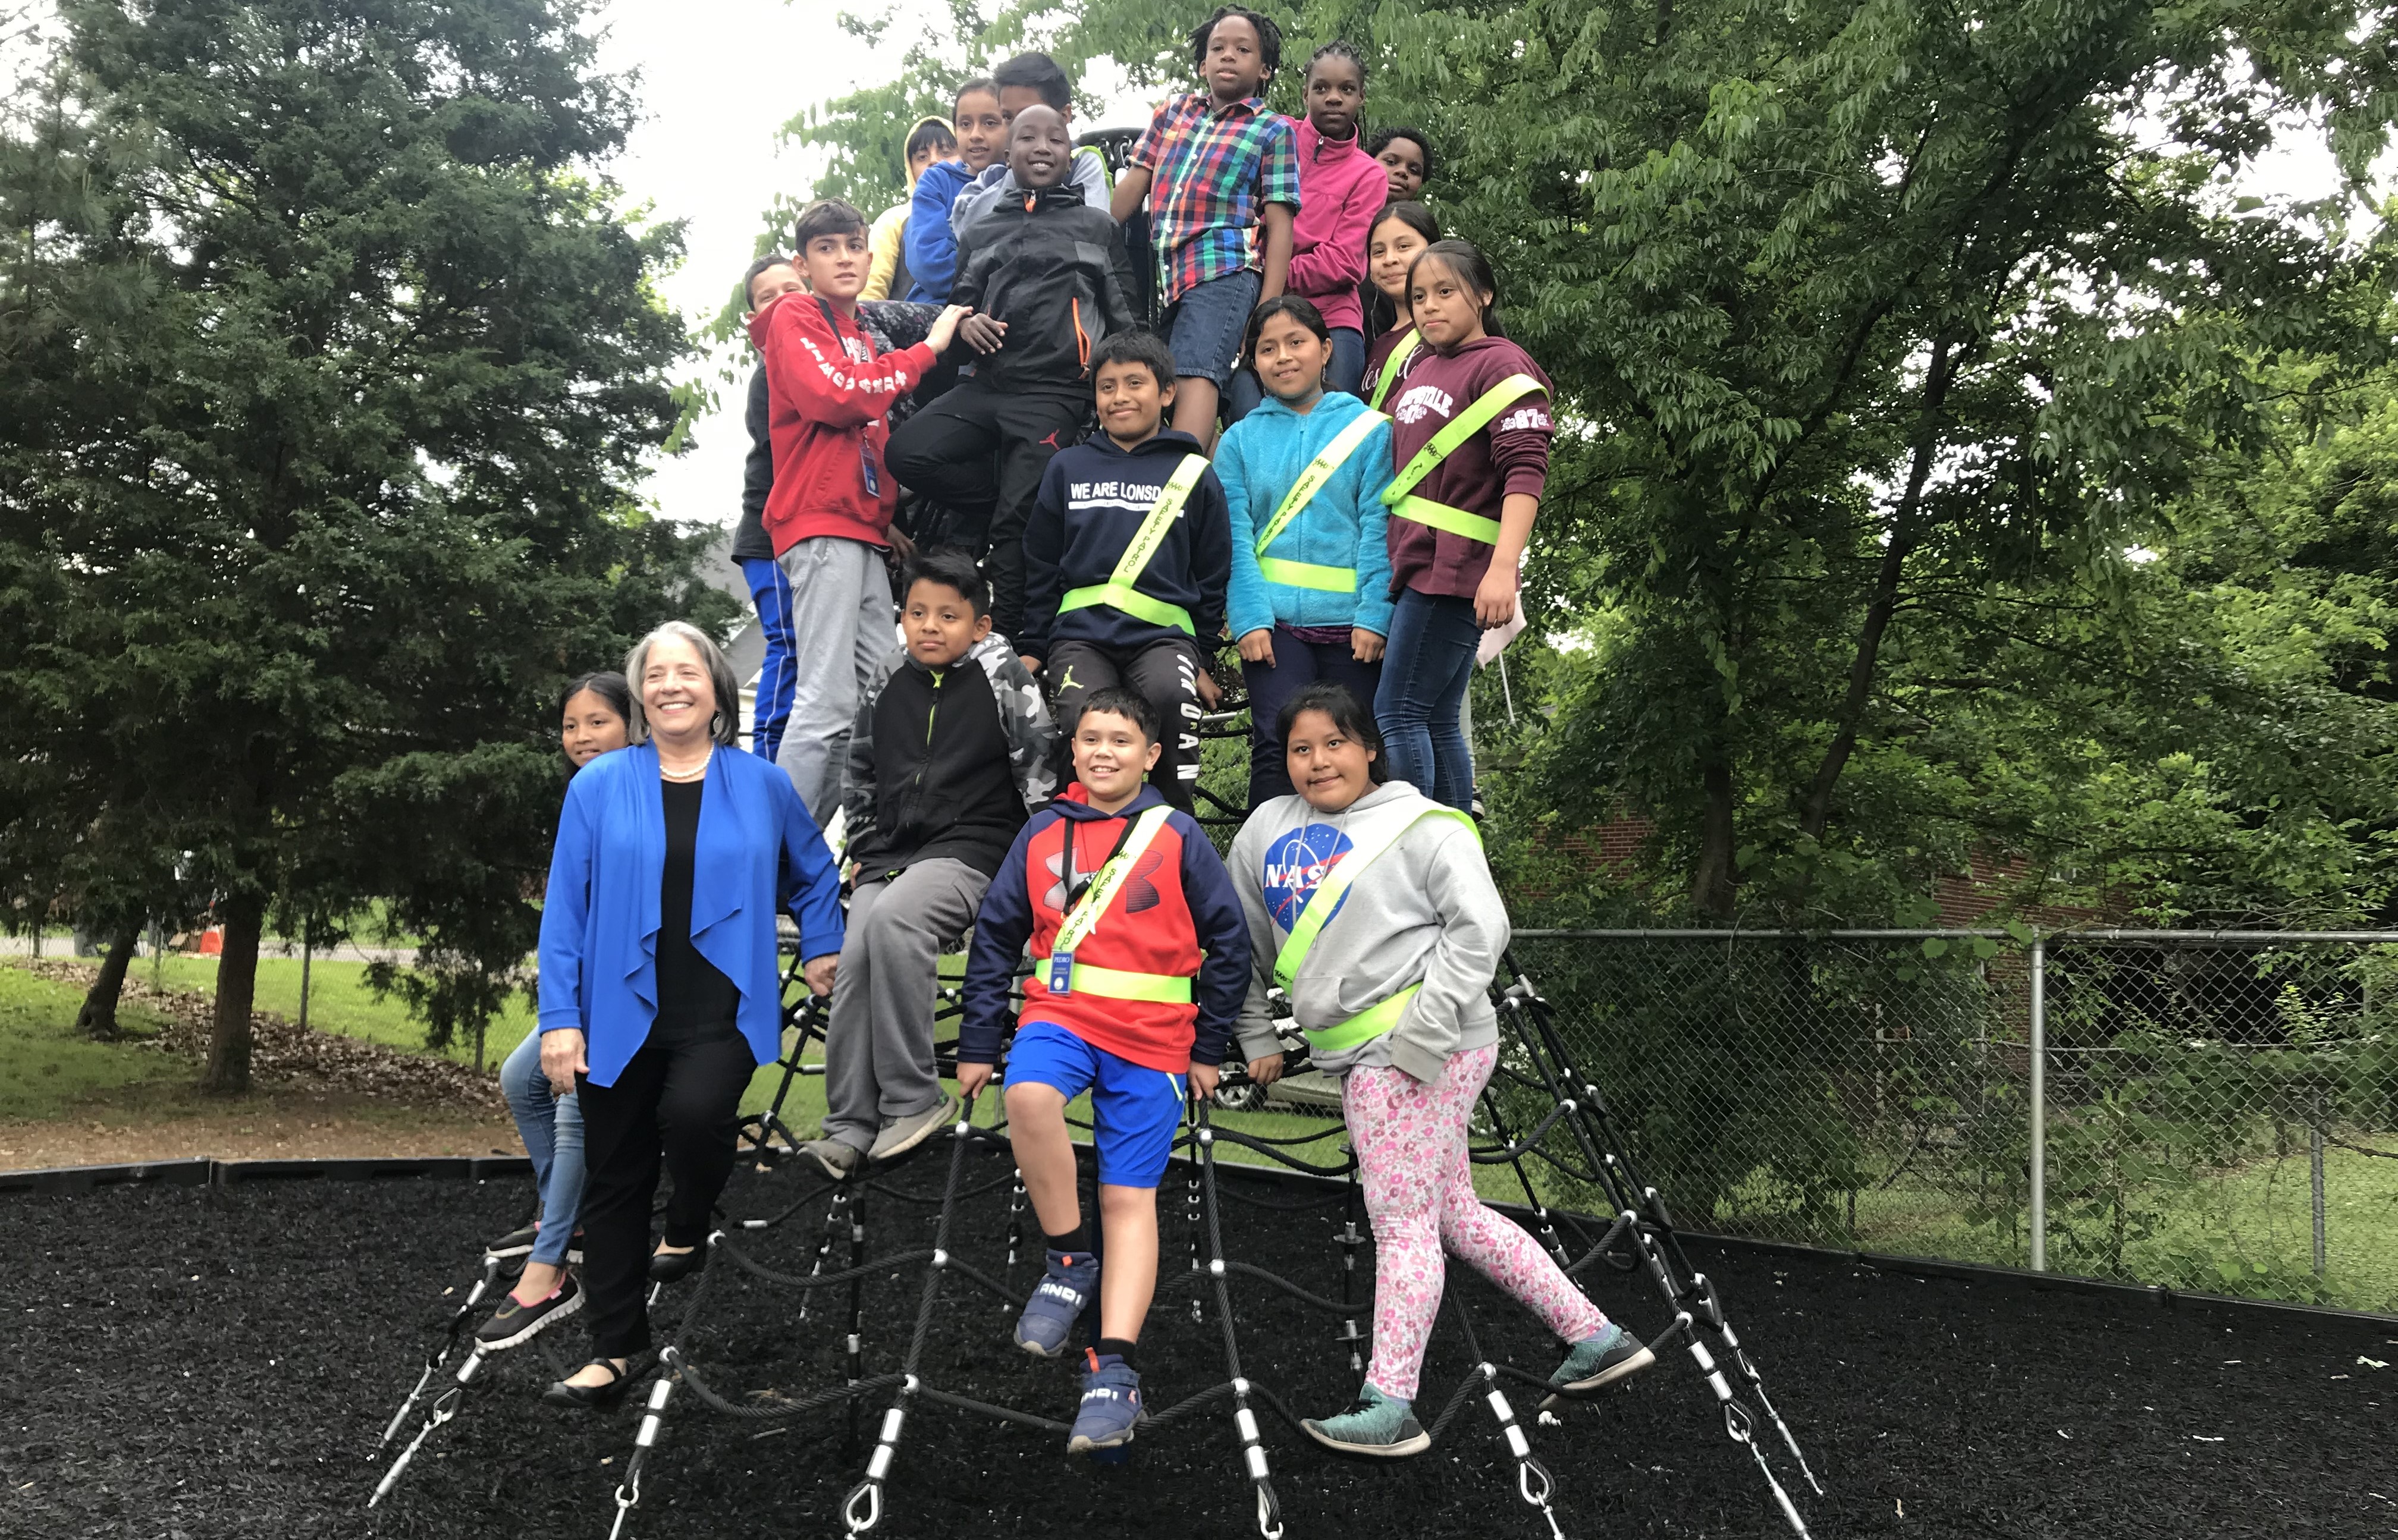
[1052,804,1175,958]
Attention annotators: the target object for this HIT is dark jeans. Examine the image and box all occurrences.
[576,1017,756,1356]
[886,381,1088,641]
[1222,326,1367,426]
[1373,588,1480,811]
[1240,628,1383,806]
[1046,635,1203,812]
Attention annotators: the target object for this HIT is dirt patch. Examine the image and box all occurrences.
[0,1101,518,1170]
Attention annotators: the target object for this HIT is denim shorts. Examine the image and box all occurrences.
[1005,1018,1187,1187]
[1162,269,1263,388]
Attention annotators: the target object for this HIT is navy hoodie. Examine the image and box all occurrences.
[1021,428,1232,662]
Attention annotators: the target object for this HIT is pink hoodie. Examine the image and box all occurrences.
[1283,116,1385,334]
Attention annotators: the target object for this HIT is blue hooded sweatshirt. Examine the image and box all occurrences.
[1217,389,1396,641]
[903,158,980,302]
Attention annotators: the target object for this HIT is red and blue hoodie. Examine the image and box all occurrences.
[960,782,1251,1074]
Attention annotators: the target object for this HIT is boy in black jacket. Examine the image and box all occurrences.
[887,103,1138,642]
[799,549,1056,1178]
[1019,329,1231,812]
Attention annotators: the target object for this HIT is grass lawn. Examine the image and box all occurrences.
[141,955,533,1070]
[0,965,178,1123]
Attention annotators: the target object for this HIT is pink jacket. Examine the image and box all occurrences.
[1283,117,1384,334]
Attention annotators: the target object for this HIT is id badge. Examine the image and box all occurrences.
[861,441,883,499]
[1047,950,1075,995]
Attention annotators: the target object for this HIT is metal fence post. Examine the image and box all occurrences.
[2029,935,2047,1273]
[2311,1092,2327,1278]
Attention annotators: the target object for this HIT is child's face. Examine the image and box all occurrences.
[955,90,1006,172]
[1410,254,1489,348]
[1007,105,1074,191]
[1201,15,1270,101]
[800,231,869,303]
[560,688,629,769]
[1285,708,1376,813]
[1303,56,1363,140]
[998,84,1072,133]
[1369,217,1429,304]
[1094,360,1170,444]
[1377,136,1427,201]
[903,580,990,668]
[747,261,805,312]
[1073,710,1162,803]
[907,136,954,182]
[1252,310,1327,403]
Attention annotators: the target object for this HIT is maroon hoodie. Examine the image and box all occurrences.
[1383,336,1554,598]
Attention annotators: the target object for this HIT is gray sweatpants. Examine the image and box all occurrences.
[774,535,897,828]
[819,857,991,1154]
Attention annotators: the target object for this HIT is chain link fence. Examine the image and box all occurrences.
[1499,930,2398,1314]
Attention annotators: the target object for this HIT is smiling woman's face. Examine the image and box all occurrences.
[641,636,716,744]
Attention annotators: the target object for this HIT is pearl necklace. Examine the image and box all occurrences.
[658,745,713,782]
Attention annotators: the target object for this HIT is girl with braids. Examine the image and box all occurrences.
[1360,200,1439,410]
[1226,39,1386,420]
[1373,240,1551,812]
[1227,683,1653,1459]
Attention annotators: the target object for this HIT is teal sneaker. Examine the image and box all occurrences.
[1300,1382,1431,1459]
[1543,1322,1656,1407]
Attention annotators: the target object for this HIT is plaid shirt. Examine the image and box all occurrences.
[1132,92,1301,304]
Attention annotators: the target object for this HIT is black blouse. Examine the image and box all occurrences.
[654,777,741,1036]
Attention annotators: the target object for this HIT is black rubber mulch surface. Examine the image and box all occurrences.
[2,1147,2393,1540]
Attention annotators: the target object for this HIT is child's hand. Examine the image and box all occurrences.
[1473,565,1518,629]
[1245,1052,1284,1086]
[927,304,972,353]
[959,314,1008,354]
[1018,653,1042,675]
[1351,628,1385,663]
[1187,1061,1220,1099]
[1236,628,1276,667]
[1195,669,1223,709]
[957,1061,994,1100]
[803,954,839,998]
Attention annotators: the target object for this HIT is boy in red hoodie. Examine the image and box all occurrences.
[957,687,1258,1455]
[747,198,967,825]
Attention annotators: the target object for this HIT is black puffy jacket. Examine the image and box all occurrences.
[951,186,1138,395]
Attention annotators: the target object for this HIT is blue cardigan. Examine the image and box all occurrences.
[537,744,845,1086]
[1217,389,1396,642]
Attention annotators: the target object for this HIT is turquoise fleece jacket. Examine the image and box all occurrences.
[1217,389,1396,641]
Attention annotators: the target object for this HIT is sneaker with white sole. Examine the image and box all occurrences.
[475,1274,582,1350]
[868,1096,959,1162]
[1013,1247,1097,1357]
[1542,1322,1656,1406]
[1066,1351,1141,1453]
[796,1138,862,1180]
[1301,1382,1431,1459]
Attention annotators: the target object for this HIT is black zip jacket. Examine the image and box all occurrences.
[1021,429,1232,661]
[731,363,774,562]
[841,635,1056,879]
[952,184,1138,395]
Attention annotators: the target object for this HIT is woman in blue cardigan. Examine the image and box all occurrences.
[535,621,846,1407]
[1218,296,1397,808]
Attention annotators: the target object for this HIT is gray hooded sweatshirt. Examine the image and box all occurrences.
[1229,780,1506,1083]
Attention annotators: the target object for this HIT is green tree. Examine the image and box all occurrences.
[0,0,726,1088]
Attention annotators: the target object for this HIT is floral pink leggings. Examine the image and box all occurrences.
[1347,1044,1609,1402]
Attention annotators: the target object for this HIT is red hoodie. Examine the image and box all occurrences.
[1283,117,1384,335]
[745,292,938,554]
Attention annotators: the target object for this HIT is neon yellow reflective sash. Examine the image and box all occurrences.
[1367,327,1418,410]
[1379,373,1544,546]
[1059,454,1208,634]
[1250,410,1385,596]
[1273,806,1480,1053]
[1037,805,1185,1004]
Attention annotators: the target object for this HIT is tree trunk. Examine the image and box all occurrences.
[1691,755,1738,919]
[203,892,265,1093]
[76,926,140,1041]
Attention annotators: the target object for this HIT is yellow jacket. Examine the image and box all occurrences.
[862,115,953,301]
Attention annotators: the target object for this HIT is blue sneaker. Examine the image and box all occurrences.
[1012,1248,1097,1358]
[1301,1382,1430,1459]
[1543,1322,1656,1407]
[1066,1350,1141,1453]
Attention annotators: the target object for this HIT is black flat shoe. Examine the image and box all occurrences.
[648,1244,704,1284]
[541,1357,630,1410]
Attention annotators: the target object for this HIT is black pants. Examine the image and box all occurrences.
[885,381,1088,640]
[576,1020,755,1356]
[1047,636,1202,812]
[1239,628,1385,807]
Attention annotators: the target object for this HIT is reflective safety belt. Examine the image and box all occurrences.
[1272,806,1480,1053]
[1057,455,1209,634]
[1367,327,1418,410]
[1379,373,1545,545]
[1252,410,1388,595]
[1037,805,1188,1003]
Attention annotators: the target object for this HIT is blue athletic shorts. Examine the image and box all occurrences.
[1162,268,1263,389]
[1005,1019,1187,1188]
